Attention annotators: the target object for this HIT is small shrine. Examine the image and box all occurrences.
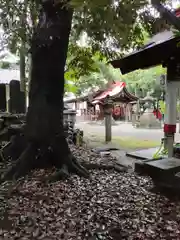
[64,81,138,122]
[91,81,138,121]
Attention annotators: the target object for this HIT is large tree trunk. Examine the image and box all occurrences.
[1,0,89,182]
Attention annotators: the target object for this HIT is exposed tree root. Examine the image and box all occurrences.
[0,133,127,184]
[71,155,90,177]
[0,135,27,162]
[82,162,127,173]
[0,134,90,183]
[46,154,90,183]
[2,143,38,181]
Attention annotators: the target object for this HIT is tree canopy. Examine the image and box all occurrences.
[122,66,166,98]
[71,60,167,98]
[0,0,172,98]
[0,0,161,57]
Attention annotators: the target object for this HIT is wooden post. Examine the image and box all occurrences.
[103,97,113,143]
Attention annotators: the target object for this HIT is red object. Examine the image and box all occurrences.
[175,8,180,18]
[164,124,176,133]
[113,107,120,116]
[153,109,162,120]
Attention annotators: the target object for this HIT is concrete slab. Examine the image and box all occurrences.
[126,147,159,160]
[134,158,162,174]
[145,157,180,170]
[144,158,180,191]
[134,156,180,178]
[142,157,180,181]
[111,150,135,168]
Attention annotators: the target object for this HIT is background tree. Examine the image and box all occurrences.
[0,0,39,111]
[65,51,121,96]
[64,45,100,95]
[122,66,166,98]
[67,56,167,99]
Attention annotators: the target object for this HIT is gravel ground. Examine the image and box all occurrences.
[0,146,180,239]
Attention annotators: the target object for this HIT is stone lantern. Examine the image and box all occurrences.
[138,92,161,129]
[103,96,113,115]
[103,96,114,142]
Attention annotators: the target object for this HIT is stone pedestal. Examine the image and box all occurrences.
[138,107,161,129]
[137,92,161,129]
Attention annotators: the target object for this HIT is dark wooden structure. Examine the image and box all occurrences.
[110,8,180,74]
[110,6,180,191]
[111,30,180,74]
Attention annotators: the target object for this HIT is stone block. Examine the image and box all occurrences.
[144,157,180,178]
[9,80,25,113]
[0,84,7,112]
[134,158,161,174]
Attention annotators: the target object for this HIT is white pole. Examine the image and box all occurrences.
[164,81,178,157]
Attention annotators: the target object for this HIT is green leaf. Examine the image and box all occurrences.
[64,82,78,93]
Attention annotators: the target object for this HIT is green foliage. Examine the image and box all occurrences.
[122,66,166,98]
[159,100,165,114]
[0,61,11,69]
[64,47,168,97]
[97,61,120,82]
[0,0,158,57]
[64,82,78,93]
[69,59,121,95]
[65,45,100,81]
[0,0,39,54]
[71,0,150,56]
[64,45,102,94]
[159,100,180,115]
[0,0,170,96]
[177,102,180,112]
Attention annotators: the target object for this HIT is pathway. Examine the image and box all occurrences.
[76,121,180,142]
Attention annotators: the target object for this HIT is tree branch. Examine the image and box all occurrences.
[151,0,180,31]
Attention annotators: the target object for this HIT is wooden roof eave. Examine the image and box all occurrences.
[123,87,138,101]
[110,33,180,74]
[107,87,138,103]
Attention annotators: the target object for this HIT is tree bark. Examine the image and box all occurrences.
[1,0,89,182]
[19,45,26,93]
[20,45,27,112]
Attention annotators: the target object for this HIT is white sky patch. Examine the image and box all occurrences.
[170,0,180,8]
